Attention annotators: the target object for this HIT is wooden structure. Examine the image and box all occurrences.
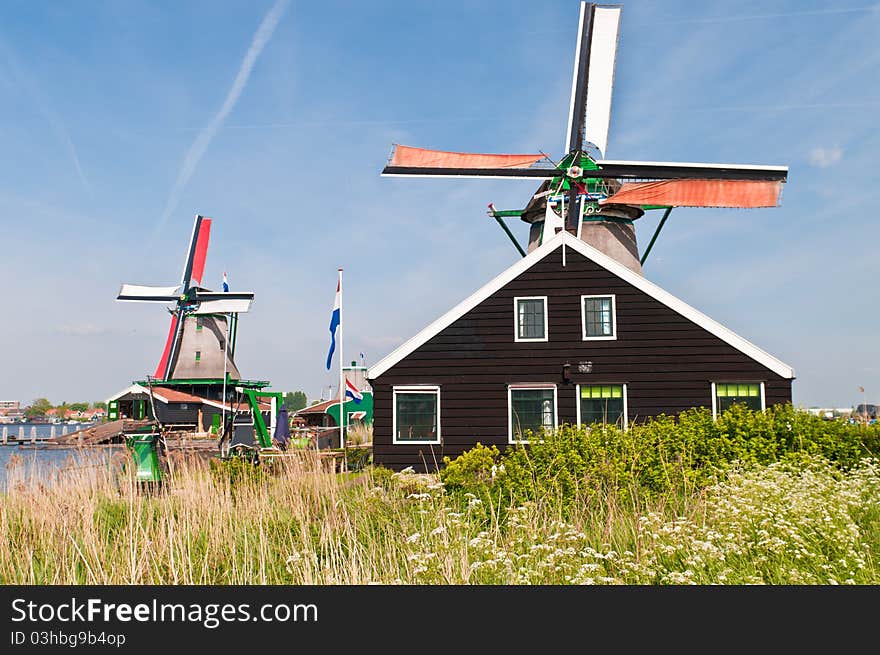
[367,232,794,471]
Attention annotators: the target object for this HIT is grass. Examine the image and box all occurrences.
[1,445,878,584]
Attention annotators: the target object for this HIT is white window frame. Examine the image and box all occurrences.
[710,381,766,420]
[575,383,628,429]
[508,383,558,444]
[513,296,549,343]
[392,385,441,445]
[581,294,617,341]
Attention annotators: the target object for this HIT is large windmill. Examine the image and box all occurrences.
[381,2,788,273]
[116,214,255,382]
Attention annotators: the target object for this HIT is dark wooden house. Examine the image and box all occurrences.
[367,231,794,471]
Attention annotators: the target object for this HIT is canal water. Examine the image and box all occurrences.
[0,423,120,491]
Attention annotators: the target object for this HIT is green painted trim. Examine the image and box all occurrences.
[242,388,272,449]
[489,209,523,218]
[640,207,673,266]
[134,378,271,388]
[492,215,527,257]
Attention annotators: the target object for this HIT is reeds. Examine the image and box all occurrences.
[1,448,877,584]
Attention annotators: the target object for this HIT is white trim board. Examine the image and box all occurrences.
[596,159,789,172]
[367,230,795,380]
[105,384,170,405]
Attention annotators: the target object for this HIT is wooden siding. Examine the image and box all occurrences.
[370,246,792,470]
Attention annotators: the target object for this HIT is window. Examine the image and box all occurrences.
[712,382,764,418]
[514,296,548,342]
[581,295,616,340]
[712,382,764,417]
[577,384,627,428]
[195,351,201,362]
[393,386,440,444]
[508,385,557,443]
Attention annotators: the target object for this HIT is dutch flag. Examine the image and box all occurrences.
[222,272,229,292]
[325,279,341,370]
[345,378,363,404]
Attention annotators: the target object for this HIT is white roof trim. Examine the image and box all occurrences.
[368,231,794,380]
[106,384,170,405]
[596,159,789,172]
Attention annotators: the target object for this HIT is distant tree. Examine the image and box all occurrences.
[24,398,52,419]
[284,391,308,412]
[69,402,89,412]
[93,401,107,410]
[55,401,71,418]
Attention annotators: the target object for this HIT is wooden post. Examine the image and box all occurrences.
[2,426,7,445]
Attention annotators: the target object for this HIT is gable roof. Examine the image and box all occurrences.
[368,230,795,380]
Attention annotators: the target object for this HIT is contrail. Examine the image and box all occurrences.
[0,40,91,195]
[156,0,290,234]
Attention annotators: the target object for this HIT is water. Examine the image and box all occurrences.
[0,445,121,492]
[0,421,97,441]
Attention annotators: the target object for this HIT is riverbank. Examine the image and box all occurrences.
[2,449,877,584]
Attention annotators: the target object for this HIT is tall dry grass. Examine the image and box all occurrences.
[1,448,878,584]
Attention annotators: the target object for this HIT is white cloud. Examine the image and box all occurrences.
[808,146,843,168]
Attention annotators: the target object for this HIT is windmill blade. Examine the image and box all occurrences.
[601,179,784,208]
[594,159,789,182]
[564,4,622,157]
[192,291,255,302]
[564,2,594,154]
[381,144,555,179]
[180,214,212,290]
[116,284,181,302]
[191,298,253,315]
[582,5,621,158]
[153,314,179,380]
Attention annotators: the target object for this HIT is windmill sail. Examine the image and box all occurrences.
[581,5,621,157]
[117,214,255,381]
[378,1,789,275]
[117,284,180,302]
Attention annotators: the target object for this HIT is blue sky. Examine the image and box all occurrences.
[1,0,878,408]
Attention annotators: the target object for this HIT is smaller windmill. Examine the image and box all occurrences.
[116,214,255,382]
[381,2,789,273]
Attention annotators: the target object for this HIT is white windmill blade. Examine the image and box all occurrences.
[564,3,622,158]
[116,283,181,302]
[191,298,253,315]
[583,5,621,158]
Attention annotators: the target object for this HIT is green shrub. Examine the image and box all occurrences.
[439,404,880,511]
[439,442,502,495]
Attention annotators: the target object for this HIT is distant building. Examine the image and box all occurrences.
[0,400,20,411]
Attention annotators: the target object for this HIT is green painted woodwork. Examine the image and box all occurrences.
[211,413,221,435]
[240,388,273,449]
[134,377,271,388]
[108,400,119,421]
[126,431,162,483]
[326,392,374,436]
[580,384,623,399]
[716,383,760,398]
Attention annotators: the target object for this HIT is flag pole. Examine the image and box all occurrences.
[338,268,346,465]
[221,313,230,457]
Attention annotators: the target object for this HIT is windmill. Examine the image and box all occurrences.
[116,214,255,382]
[381,2,789,273]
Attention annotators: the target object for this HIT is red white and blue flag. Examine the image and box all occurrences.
[326,279,341,370]
[222,272,229,292]
[345,378,363,404]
